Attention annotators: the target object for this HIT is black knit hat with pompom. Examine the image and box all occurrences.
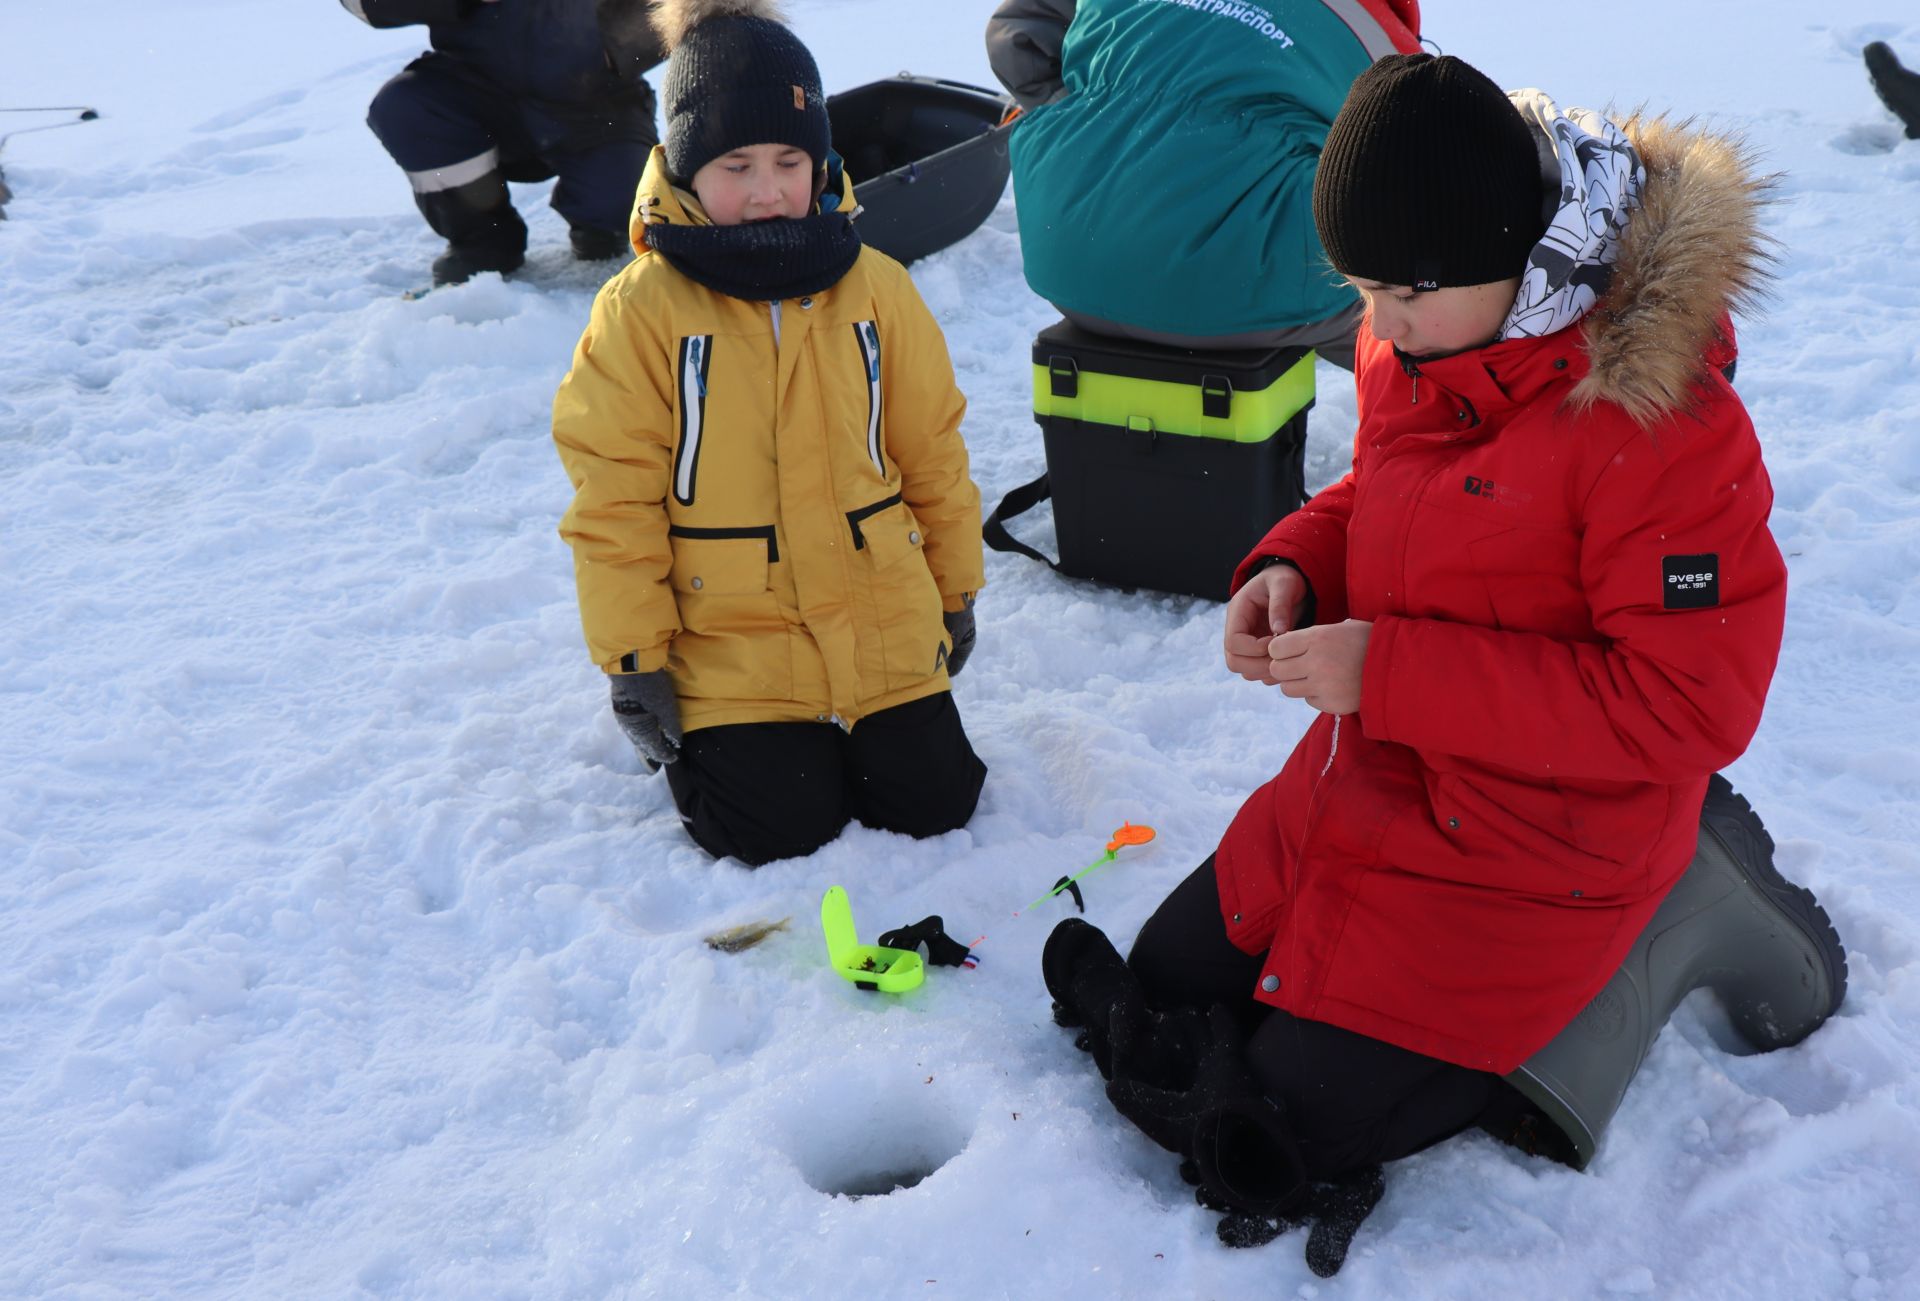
[653,0,830,184]
[1313,53,1547,289]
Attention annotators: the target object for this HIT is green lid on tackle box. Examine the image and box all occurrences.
[1032,321,1316,442]
[986,321,1316,601]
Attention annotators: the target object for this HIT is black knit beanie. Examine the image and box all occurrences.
[1313,53,1547,289]
[653,0,831,185]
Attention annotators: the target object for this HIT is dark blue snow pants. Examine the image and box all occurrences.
[366,53,652,238]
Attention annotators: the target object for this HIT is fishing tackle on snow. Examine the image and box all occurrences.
[961,822,1161,957]
[820,886,927,993]
[877,916,978,970]
[818,823,1157,990]
[1047,875,1086,913]
[1022,822,1157,913]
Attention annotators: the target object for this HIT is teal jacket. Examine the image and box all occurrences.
[988,0,1419,337]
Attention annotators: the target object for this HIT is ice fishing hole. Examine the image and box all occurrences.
[830,1163,939,1199]
[778,1075,974,1200]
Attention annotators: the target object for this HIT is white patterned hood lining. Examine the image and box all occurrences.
[1495,90,1647,344]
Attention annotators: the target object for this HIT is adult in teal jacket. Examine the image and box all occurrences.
[986,0,1420,366]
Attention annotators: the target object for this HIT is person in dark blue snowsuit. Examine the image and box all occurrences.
[345,0,664,285]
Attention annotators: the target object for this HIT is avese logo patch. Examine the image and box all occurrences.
[1663,553,1720,609]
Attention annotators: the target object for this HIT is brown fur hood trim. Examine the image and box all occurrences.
[1569,116,1778,427]
[650,0,787,52]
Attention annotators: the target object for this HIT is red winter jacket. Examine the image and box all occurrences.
[1214,117,1787,1074]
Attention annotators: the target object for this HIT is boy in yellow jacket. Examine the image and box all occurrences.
[553,0,988,866]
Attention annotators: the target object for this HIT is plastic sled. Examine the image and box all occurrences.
[827,74,1013,265]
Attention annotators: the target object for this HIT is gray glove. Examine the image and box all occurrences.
[610,670,682,765]
[942,601,977,677]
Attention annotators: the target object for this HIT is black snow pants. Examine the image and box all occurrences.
[664,691,987,867]
[1128,857,1511,1179]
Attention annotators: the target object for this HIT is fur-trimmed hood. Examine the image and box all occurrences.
[1569,114,1777,426]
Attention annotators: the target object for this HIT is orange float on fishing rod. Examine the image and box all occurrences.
[1022,822,1158,912]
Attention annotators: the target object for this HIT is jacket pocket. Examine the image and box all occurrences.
[1433,768,1650,888]
[1397,503,1508,626]
[848,496,945,691]
[665,529,792,702]
[1465,527,1584,637]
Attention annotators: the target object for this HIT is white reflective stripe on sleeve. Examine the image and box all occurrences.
[1321,0,1408,57]
[340,0,372,22]
[673,335,711,506]
[854,321,884,476]
[404,148,502,195]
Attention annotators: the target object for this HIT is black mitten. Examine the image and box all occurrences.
[1206,1163,1386,1279]
[1299,1166,1386,1277]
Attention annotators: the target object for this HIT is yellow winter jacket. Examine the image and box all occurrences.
[553,151,985,733]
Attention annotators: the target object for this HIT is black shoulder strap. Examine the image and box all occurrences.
[982,470,1057,568]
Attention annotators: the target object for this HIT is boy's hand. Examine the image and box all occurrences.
[610,670,682,765]
[1266,620,1371,716]
[1224,563,1307,682]
[942,603,977,677]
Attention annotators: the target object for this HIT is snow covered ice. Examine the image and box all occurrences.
[4,2,1920,1297]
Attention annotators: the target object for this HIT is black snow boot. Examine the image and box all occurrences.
[417,171,527,286]
[1866,42,1920,139]
[1507,775,1848,1168]
[1041,918,1149,1079]
[569,223,631,263]
[432,234,526,286]
[1190,1094,1310,1220]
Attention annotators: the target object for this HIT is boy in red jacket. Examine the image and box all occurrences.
[1043,54,1847,1277]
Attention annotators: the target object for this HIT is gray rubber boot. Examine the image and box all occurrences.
[1506,775,1847,1169]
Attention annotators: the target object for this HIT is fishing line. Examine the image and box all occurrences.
[0,107,101,151]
